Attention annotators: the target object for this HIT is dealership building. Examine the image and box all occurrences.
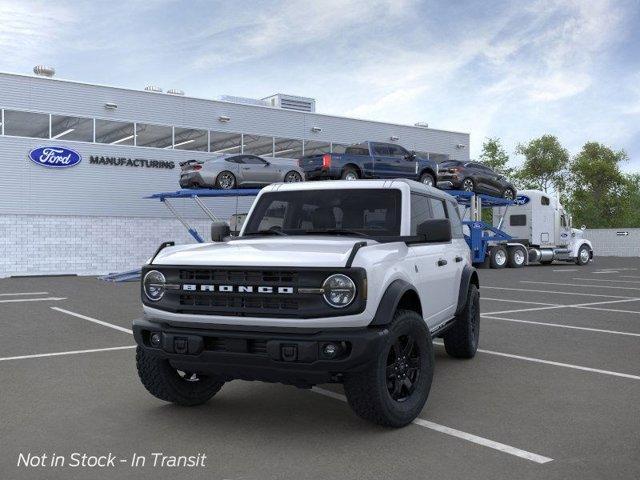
[0,69,470,277]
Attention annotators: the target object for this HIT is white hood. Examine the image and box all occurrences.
[152,236,367,267]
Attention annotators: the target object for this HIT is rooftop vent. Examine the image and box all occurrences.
[144,85,163,93]
[414,122,429,128]
[33,65,55,77]
[263,94,316,113]
[167,89,185,96]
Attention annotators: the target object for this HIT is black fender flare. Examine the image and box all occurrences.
[419,167,437,180]
[370,279,418,326]
[456,265,479,315]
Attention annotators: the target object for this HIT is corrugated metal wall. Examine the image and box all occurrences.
[584,229,640,257]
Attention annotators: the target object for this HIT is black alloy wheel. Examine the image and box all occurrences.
[386,335,421,402]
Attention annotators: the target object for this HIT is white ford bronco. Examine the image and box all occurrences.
[134,179,480,427]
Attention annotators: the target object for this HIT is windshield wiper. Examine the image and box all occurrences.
[243,229,287,236]
[305,229,370,238]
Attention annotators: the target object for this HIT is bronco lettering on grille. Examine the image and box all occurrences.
[181,284,295,294]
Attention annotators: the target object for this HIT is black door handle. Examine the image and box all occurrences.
[455,256,463,262]
[437,259,447,267]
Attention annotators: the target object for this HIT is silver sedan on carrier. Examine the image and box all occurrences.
[179,154,305,189]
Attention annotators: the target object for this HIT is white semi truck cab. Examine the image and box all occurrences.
[493,189,593,265]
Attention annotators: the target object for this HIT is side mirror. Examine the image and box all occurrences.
[416,219,452,243]
[211,221,231,242]
[404,151,416,160]
[581,225,586,231]
[264,161,271,166]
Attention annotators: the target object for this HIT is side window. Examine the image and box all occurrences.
[429,198,447,220]
[226,156,243,164]
[373,144,390,156]
[560,215,567,227]
[410,194,432,235]
[388,145,408,158]
[510,215,526,226]
[243,156,266,165]
[541,196,550,206]
[446,201,464,238]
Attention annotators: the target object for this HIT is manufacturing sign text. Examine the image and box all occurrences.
[29,147,82,168]
[90,156,175,169]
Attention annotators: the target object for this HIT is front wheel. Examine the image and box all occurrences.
[576,245,591,265]
[343,310,434,428]
[136,347,225,406]
[284,170,303,183]
[419,172,435,187]
[215,171,236,189]
[462,178,475,192]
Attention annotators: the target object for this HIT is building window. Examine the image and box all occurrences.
[210,131,242,154]
[243,134,274,156]
[136,123,173,148]
[303,140,331,156]
[273,137,303,158]
[51,114,93,142]
[3,110,49,138]
[95,119,135,145]
[173,127,208,151]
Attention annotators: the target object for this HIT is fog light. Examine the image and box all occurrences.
[322,343,339,358]
[150,332,162,348]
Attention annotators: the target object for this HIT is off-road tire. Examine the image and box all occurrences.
[443,284,480,359]
[341,167,359,181]
[343,310,434,428]
[489,245,508,269]
[136,347,224,406]
[507,246,526,268]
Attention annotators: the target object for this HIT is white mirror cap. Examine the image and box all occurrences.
[581,225,586,230]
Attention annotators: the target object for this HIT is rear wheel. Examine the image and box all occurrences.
[215,171,236,189]
[507,246,526,268]
[462,178,475,192]
[489,245,508,269]
[136,347,225,406]
[443,284,480,359]
[341,167,359,181]
[502,188,516,200]
[284,170,303,183]
[419,172,435,187]
[344,310,434,428]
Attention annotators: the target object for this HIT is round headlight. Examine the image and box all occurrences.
[322,274,356,308]
[143,270,166,302]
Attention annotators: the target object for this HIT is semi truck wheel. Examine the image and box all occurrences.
[443,284,480,359]
[136,347,225,406]
[576,245,591,265]
[507,246,526,268]
[343,309,434,428]
[489,245,507,269]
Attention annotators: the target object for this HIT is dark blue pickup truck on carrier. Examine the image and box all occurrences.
[298,141,439,186]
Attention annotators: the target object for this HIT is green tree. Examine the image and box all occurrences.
[622,174,640,227]
[479,137,514,177]
[566,142,629,228]
[515,135,569,193]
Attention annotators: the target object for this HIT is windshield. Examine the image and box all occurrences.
[243,189,402,237]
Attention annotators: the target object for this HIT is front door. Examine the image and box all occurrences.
[371,143,396,178]
[387,144,418,179]
[239,156,279,185]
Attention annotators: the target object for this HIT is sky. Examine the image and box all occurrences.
[1,0,639,171]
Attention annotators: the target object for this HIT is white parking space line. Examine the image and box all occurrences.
[620,275,640,279]
[0,292,49,296]
[573,305,640,315]
[553,269,578,272]
[434,342,640,381]
[482,297,640,316]
[0,345,136,362]
[482,297,560,307]
[0,297,66,304]
[593,271,619,274]
[572,278,640,284]
[483,286,638,299]
[311,387,553,464]
[483,315,640,338]
[51,307,133,335]
[521,281,640,292]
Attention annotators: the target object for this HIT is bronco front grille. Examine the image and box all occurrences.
[143,266,367,319]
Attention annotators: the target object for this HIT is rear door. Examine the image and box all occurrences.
[371,143,395,178]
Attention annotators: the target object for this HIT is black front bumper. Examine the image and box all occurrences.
[133,318,388,387]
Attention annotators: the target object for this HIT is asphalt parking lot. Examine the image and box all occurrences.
[1,257,640,480]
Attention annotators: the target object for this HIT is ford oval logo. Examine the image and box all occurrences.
[514,195,530,205]
[28,146,82,168]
